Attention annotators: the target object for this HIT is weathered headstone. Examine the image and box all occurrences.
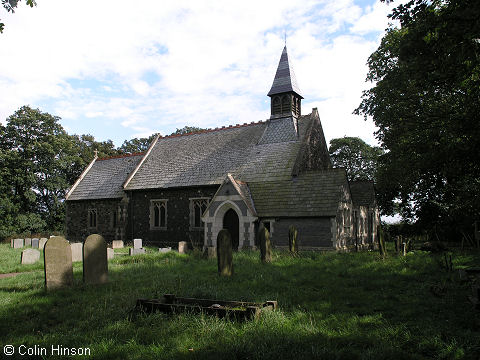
[178,241,188,254]
[129,248,146,256]
[39,238,48,249]
[24,238,32,247]
[83,234,108,285]
[217,229,233,276]
[107,248,114,260]
[204,246,216,259]
[31,238,39,248]
[71,243,83,262]
[133,238,142,249]
[288,225,298,253]
[112,240,124,249]
[258,226,272,263]
[21,248,40,264]
[159,247,172,253]
[13,238,24,249]
[44,236,73,290]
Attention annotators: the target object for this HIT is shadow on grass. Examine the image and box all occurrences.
[0,250,479,359]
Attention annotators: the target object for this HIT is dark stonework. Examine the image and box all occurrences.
[128,186,217,247]
[269,218,333,248]
[258,226,271,263]
[217,229,233,276]
[83,234,108,284]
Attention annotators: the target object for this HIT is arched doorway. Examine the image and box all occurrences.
[223,208,239,251]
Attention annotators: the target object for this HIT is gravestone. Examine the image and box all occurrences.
[217,229,233,276]
[44,236,73,289]
[258,226,272,263]
[39,238,48,249]
[129,248,146,256]
[178,241,188,254]
[71,243,83,262]
[83,234,108,285]
[24,238,32,247]
[107,248,114,260]
[112,240,124,249]
[133,239,142,249]
[31,238,39,248]
[21,248,40,264]
[204,246,216,259]
[288,225,298,253]
[13,238,24,248]
[159,247,172,253]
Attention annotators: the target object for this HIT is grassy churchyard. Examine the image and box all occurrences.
[1,243,479,359]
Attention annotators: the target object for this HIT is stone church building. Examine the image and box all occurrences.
[65,47,379,251]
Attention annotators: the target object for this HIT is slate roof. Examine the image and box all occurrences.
[67,154,143,200]
[267,46,303,98]
[124,114,314,190]
[248,169,348,217]
[258,116,298,144]
[349,181,376,207]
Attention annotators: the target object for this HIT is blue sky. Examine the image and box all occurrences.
[0,0,400,147]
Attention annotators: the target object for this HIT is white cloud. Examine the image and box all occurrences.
[0,0,398,146]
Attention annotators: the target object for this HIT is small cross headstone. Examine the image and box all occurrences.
[112,240,124,249]
[258,226,272,263]
[70,243,83,262]
[13,238,24,249]
[133,239,142,249]
[129,248,146,255]
[21,249,40,264]
[107,248,114,260]
[83,234,108,285]
[178,241,188,254]
[217,229,233,276]
[24,238,32,247]
[31,238,39,248]
[44,236,73,290]
[39,238,48,249]
[159,247,172,253]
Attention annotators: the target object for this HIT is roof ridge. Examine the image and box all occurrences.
[159,120,266,140]
[97,152,145,161]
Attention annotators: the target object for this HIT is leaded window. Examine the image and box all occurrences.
[88,209,97,229]
[150,200,167,230]
[190,198,209,229]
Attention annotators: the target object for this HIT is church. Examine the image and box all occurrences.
[65,46,379,251]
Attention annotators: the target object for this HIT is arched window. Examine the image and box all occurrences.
[272,96,281,114]
[281,95,290,113]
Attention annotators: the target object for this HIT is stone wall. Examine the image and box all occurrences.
[128,186,217,248]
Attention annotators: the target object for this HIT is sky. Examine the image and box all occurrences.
[0,0,400,148]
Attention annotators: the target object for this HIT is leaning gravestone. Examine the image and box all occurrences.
[83,234,108,285]
[44,236,73,290]
[31,238,39,248]
[258,226,272,263]
[70,243,83,262]
[21,249,40,264]
[178,241,188,254]
[107,248,114,260]
[13,238,24,249]
[24,238,32,247]
[133,239,142,249]
[112,240,124,249]
[39,238,48,249]
[217,229,233,276]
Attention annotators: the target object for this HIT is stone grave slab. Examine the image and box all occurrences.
[24,238,32,247]
[178,241,188,254]
[112,240,124,249]
[107,248,114,260]
[13,238,24,248]
[133,239,142,249]
[39,238,48,249]
[159,247,172,253]
[83,234,108,284]
[21,248,40,264]
[129,248,146,256]
[31,238,39,248]
[71,243,83,262]
[44,236,73,290]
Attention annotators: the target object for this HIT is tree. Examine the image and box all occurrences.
[118,133,158,154]
[170,126,205,136]
[1,0,36,33]
[355,0,480,239]
[328,137,383,182]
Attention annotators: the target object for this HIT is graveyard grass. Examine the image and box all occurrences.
[1,244,480,359]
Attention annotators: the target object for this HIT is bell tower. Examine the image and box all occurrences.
[267,46,303,118]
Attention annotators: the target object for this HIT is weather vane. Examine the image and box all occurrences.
[284,31,287,46]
